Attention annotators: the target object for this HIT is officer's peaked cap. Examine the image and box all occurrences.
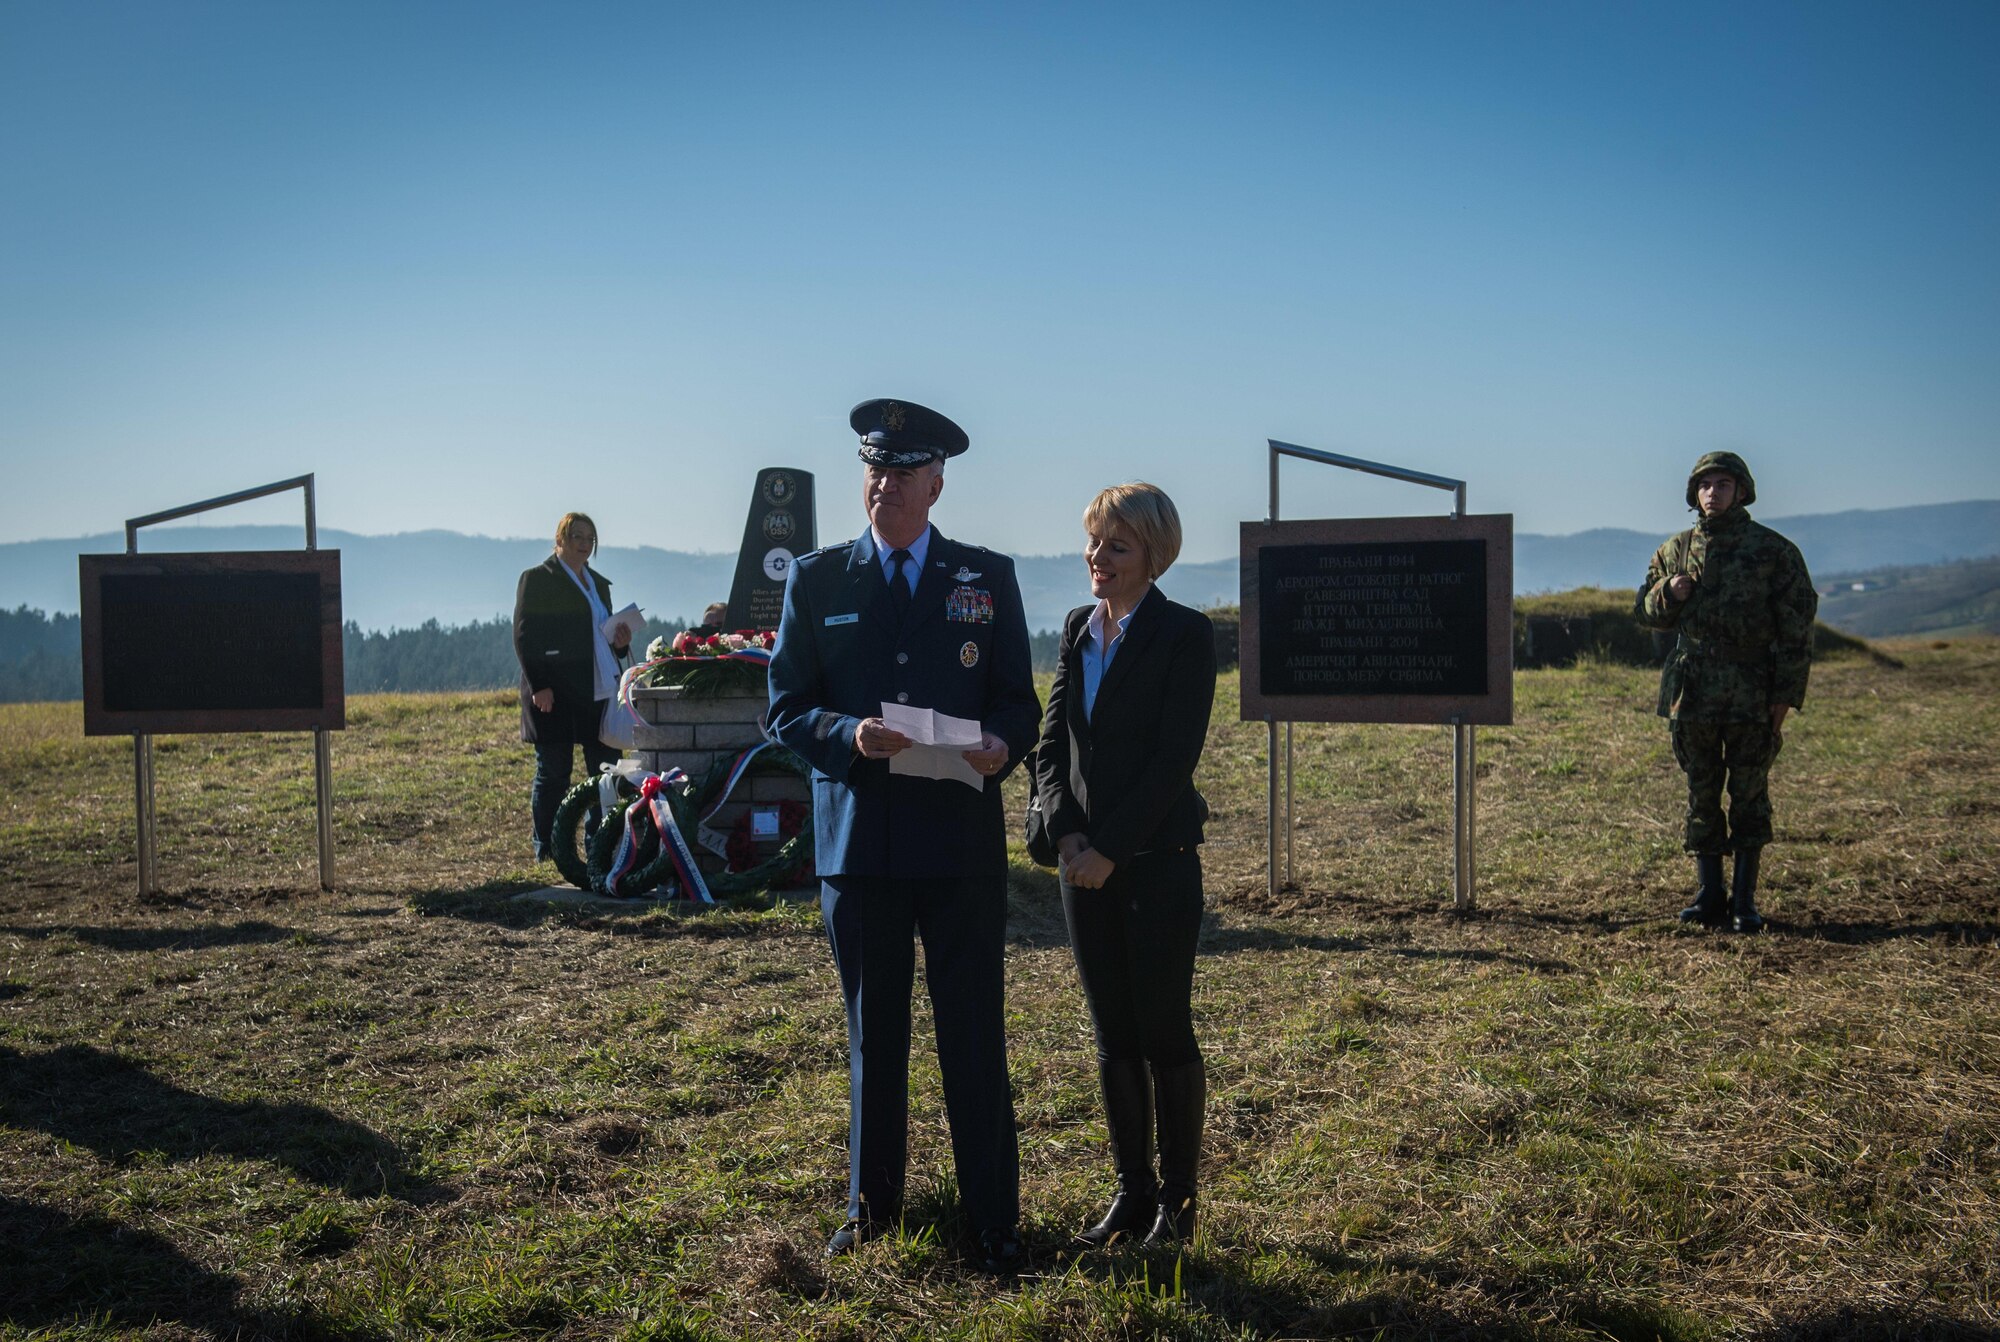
[851,399,970,468]
[1686,451,1756,509]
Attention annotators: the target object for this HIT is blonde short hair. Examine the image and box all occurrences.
[555,512,598,555]
[1082,482,1182,579]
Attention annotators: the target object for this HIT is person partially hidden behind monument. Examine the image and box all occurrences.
[1635,452,1817,932]
[686,601,730,639]
[766,398,1041,1271]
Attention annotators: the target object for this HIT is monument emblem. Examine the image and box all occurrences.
[728,468,816,630]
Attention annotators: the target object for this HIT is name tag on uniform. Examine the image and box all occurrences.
[825,613,860,626]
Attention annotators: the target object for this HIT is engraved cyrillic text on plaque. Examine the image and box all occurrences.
[1258,540,1488,697]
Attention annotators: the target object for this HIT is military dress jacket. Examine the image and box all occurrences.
[1034,586,1216,866]
[767,527,1042,879]
[1634,507,1817,722]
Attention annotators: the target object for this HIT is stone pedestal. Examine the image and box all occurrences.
[629,683,812,887]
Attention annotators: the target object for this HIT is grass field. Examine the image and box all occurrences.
[2,640,1997,1341]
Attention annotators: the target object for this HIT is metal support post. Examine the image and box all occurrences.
[1284,721,1295,889]
[314,728,335,890]
[1266,718,1279,901]
[1451,718,1475,911]
[134,734,157,896]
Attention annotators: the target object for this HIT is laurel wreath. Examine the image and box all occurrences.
[548,748,814,901]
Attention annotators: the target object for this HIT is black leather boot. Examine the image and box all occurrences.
[1678,854,1727,925]
[1075,1058,1158,1248]
[1731,847,1765,933]
[1144,1059,1204,1247]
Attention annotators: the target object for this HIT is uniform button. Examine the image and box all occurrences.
[896,652,909,665]
[896,692,909,703]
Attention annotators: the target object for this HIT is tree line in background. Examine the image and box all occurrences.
[0,606,1073,705]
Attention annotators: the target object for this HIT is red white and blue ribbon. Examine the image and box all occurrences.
[649,769,715,904]
[597,769,716,903]
[665,646,773,669]
[695,741,779,858]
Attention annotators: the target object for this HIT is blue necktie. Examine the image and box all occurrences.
[888,549,913,621]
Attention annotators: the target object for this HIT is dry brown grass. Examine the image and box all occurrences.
[2,643,1997,1340]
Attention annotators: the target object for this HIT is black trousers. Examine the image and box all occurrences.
[1061,848,1204,1067]
[528,695,618,860]
[821,873,1019,1232]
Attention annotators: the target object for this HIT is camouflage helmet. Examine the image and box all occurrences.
[1686,450,1756,509]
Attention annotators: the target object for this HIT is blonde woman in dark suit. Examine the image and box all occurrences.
[513,512,630,861]
[1034,483,1216,1248]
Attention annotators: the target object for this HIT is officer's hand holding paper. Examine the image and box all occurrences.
[881,702,985,790]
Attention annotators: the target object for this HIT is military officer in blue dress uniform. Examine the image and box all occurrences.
[767,398,1041,1272]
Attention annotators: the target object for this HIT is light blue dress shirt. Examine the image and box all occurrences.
[871,525,931,595]
[1079,598,1136,722]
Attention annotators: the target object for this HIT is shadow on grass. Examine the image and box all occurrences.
[0,1044,445,1202]
[1747,1307,2000,1341]
[0,1196,363,1339]
[1202,922,1576,974]
[0,919,299,953]
[1781,917,2000,947]
[403,880,819,940]
[1051,1242,1554,1341]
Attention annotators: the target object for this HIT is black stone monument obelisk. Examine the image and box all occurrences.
[724,468,815,631]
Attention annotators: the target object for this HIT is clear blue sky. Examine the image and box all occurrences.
[2,1,1994,564]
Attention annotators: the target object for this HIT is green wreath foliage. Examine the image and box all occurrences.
[627,747,814,900]
[549,780,611,892]
[551,748,814,901]
[640,658,769,699]
[586,797,642,896]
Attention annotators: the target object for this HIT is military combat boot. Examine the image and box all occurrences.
[1678,854,1728,926]
[1074,1058,1158,1248]
[1731,848,1765,933]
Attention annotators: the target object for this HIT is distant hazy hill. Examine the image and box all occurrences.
[3,500,1995,636]
[1814,556,2000,639]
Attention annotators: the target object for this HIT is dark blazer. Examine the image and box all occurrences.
[767,526,1042,878]
[1035,585,1215,864]
[514,554,620,742]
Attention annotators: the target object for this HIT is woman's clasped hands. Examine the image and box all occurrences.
[1058,832,1115,889]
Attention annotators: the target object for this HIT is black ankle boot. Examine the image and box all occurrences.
[1678,854,1727,925]
[1075,1059,1158,1248]
[1144,1060,1204,1247]
[1731,848,1765,933]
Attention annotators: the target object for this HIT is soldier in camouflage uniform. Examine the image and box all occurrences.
[1634,451,1817,932]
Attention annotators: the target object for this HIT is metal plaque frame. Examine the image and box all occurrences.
[111,475,338,895]
[1247,441,1515,910]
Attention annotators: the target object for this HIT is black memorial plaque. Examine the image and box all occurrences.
[80,550,345,735]
[725,468,816,631]
[1239,514,1513,726]
[1258,540,1488,697]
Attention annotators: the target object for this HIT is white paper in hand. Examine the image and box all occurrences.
[881,702,985,790]
[601,603,643,645]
